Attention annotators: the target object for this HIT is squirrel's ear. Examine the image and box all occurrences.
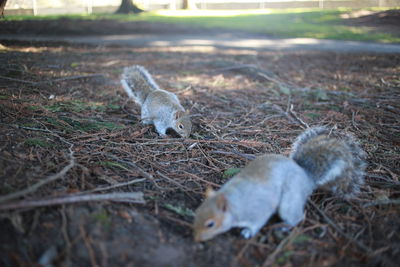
[175,111,184,119]
[205,186,216,198]
[216,194,228,212]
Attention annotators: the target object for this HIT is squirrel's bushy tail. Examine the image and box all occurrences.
[121,65,160,105]
[290,127,366,199]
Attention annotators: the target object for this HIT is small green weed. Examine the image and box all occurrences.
[164,203,195,217]
[26,105,42,111]
[92,209,112,229]
[24,138,53,148]
[276,250,294,265]
[45,100,119,113]
[305,112,320,120]
[45,100,88,113]
[293,234,312,245]
[45,116,123,132]
[223,168,241,179]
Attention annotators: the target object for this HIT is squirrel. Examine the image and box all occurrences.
[193,127,366,242]
[121,65,192,138]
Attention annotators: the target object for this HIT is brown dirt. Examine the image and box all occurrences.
[341,9,400,37]
[0,19,400,267]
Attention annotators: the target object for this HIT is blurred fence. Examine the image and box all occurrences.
[4,0,400,15]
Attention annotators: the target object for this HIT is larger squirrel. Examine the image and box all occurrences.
[121,65,192,138]
[193,127,366,242]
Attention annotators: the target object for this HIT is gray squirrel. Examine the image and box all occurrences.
[193,127,366,242]
[121,65,192,138]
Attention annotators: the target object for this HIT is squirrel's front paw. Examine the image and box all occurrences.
[241,228,253,239]
[159,133,168,138]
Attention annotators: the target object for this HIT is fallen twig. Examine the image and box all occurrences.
[156,171,190,192]
[309,200,372,253]
[107,155,154,180]
[80,178,146,194]
[0,144,75,204]
[289,104,309,129]
[0,75,37,85]
[210,150,256,160]
[79,221,99,267]
[106,155,165,190]
[0,73,104,85]
[262,228,300,267]
[0,192,145,210]
[363,198,400,207]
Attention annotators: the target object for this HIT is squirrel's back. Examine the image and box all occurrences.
[121,65,160,105]
[290,127,366,198]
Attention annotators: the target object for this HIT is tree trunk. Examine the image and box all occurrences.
[0,0,8,17]
[183,0,197,10]
[115,0,144,14]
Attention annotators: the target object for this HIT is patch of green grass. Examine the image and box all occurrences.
[45,100,120,113]
[164,203,195,217]
[0,95,9,100]
[45,116,123,132]
[45,100,89,113]
[311,89,330,101]
[223,168,241,179]
[19,122,39,128]
[92,209,112,229]
[7,8,400,42]
[293,234,312,245]
[276,250,294,265]
[106,104,121,110]
[305,112,321,120]
[24,138,53,148]
[26,105,42,111]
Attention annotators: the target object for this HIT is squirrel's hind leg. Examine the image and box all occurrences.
[278,185,309,227]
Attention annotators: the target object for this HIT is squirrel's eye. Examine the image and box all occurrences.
[205,220,215,228]
[178,124,184,129]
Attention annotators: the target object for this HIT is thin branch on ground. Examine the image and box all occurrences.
[0,75,37,85]
[289,104,310,129]
[79,221,99,267]
[210,150,256,160]
[0,144,75,204]
[0,74,104,85]
[262,228,300,267]
[0,192,145,210]
[80,178,146,194]
[37,73,105,84]
[309,200,372,253]
[363,198,400,207]
[61,205,72,259]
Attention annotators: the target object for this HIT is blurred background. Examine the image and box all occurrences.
[4,0,400,16]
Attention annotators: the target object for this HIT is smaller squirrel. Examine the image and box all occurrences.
[193,127,366,242]
[121,65,192,138]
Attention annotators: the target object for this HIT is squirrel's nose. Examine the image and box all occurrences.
[194,233,202,242]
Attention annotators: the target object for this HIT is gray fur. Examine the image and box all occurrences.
[121,65,160,105]
[120,65,191,137]
[194,127,367,241]
[291,126,366,198]
[220,155,314,237]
